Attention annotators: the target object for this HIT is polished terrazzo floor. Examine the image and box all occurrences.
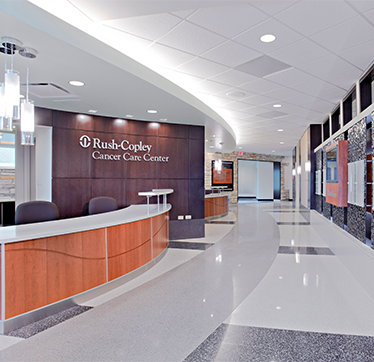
[1,201,374,361]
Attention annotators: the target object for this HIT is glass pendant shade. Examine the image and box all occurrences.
[21,99,34,145]
[4,69,20,120]
[0,83,5,117]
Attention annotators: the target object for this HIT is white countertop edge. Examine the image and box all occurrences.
[0,204,171,244]
[205,193,231,199]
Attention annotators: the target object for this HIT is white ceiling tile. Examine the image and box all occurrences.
[141,43,196,69]
[209,70,258,88]
[302,99,336,115]
[266,68,321,87]
[310,16,374,53]
[251,1,298,16]
[316,85,347,104]
[186,4,269,38]
[323,67,363,90]
[220,102,252,112]
[337,40,374,71]
[297,54,359,79]
[233,18,304,54]
[103,13,183,41]
[201,41,261,68]
[267,39,331,67]
[239,79,283,94]
[346,1,374,14]
[262,87,303,102]
[171,9,198,19]
[289,77,337,97]
[243,94,277,107]
[175,57,229,78]
[274,1,357,37]
[192,80,232,95]
[157,21,226,55]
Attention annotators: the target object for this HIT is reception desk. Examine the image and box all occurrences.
[0,204,170,333]
[205,193,230,218]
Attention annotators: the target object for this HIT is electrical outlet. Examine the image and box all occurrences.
[178,215,184,220]
[185,215,192,219]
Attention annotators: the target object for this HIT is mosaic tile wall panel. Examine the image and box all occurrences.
[332,134,345,229]
[0,168,15,200]
[347,118,366,243]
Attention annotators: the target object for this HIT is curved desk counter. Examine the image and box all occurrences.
[0,204,170,333]
[205,193,230,219]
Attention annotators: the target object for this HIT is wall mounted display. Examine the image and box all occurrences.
[315,170,321,195]
[348,160,365,208]
[325,141,348,207]
[211,160,233,191]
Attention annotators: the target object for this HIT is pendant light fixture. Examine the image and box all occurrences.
[1,37,22,131]
[19,47,37,146]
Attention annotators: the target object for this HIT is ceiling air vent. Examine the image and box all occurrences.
[20,83,79,98]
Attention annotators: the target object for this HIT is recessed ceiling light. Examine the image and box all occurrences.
[278,129,283,132]
[239,147,242,149]
[212,135,216,138]
[272,150,275,153]
[273,104,282,108]
[280,142,284,144]
[126,115,134,118]
[159,118,167,121]
[260,34,276,43]
[69,80,85,87]
[209,146,214,148]
[147,110,157,114]
[205,140,208,142]
[88,109,97,113]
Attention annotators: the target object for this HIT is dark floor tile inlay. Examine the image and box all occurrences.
[5,305,93,339]
[271,210,310,213]
[278,246,334,255]
[277,221,310,225]
[205,220,236,224]
[168,241,213,250]
[184,324,374,362]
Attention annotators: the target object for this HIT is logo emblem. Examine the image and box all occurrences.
[79,135,91,148]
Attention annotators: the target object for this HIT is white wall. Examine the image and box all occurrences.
[238,160,257,197]
[257,161,274,200]
[15,125,52,206]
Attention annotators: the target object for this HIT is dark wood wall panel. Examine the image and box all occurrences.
[50,109,204,230]
[52,179,92,218]
[53,128,92,178]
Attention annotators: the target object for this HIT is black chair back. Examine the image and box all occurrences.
[15,201,60,225]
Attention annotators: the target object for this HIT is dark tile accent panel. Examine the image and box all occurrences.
[159,179,189,219]
[52,178,91,218]
[159,123,189,138]
[52,128,92,178]
[184,323,374,362]
[125,135,159,179]
[205,221,235,224]
[91,115,127,134]
[35,107,52,127]
[189,125,205,139]
[347,118,366,243]
[316,148,322,171]
[278,246,334,255]
[126,178,159,206]
[332,205,345,229]
[276,222,310,225]
[53,110,93,131]
[323,197,331,220]
[5,305,92,339]
[159,137,189,179]
[168,241,213,250]
[348,204,366,242]
[189,179,205,219]
[316,194,322,214]
[91,179,126,209]
[170,219,205,240]
[189,138,205,179]
[126,119,159,136]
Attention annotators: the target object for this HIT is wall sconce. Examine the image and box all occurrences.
[305,160,311,173]
[297,166,301,175]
